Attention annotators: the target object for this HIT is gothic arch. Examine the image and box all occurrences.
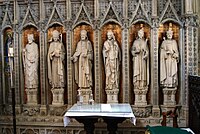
[46,22,65,32]
[1,25,12,33]
[72,21,93,30]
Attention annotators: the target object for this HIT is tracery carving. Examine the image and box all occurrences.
[1,2,13,27]
[171,0,182,16]
[133,107,152,117]
[74,3,93,25]
[158,0,182,16]
[44,2,54,23]
[71,1,81,20]
[129,1,151,25]
[128,0,151,24]
[56,1,67,19]
[128,0,137,18]
[99,0,122,23]
[19,3,29,24]
[21,128,39,134]
[22,106,40,116]
[159,0,181,23]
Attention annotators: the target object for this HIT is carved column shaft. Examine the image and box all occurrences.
[94,29,101,103]
[14,30,20,105]
[185,24,198,106]
[179,28,186,106]
[94,0,99,18]
[151,25,160,117]
[152,0,157,17]
[185,0,193,14]
[19,32,24,104]
[40,31,46,105]
[66,29,73,105]
[0,33,5,104]
[150,27,159,105]
[122,27,130,103]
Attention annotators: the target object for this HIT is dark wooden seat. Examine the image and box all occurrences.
[161,108,178,128]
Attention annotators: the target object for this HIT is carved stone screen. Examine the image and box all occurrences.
[0,0,198,133]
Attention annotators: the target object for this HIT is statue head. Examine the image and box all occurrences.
[166,23,173,39]
[107,30,115,40]
[52,30,60,41]
[138,28,144,39]
[27,34,34,44]
[80,30,87,41]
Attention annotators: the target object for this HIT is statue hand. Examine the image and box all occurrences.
[71,56,78,62]
[143,56,147,60]
[82,53,87,58]
[166,51,172,54]
[54,50,60,57]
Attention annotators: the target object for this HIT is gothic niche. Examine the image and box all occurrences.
[158,22,180,107]
[101,22,122,103]
[129,23,151,106]
[3,27,13,104]
[47,24,66,105]
[22,26,39,105]
[72,24,94,104]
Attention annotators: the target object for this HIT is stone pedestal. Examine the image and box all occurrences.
[51,88,64,105]
[25,88,38,105]
[162,87,177,106]
[79,88,92,104]
[134,87,148,106]
[106,89,119,103]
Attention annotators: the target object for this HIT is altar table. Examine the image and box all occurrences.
[63,103,136,134]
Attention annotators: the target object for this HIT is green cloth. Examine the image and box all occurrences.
[146,126,192,134]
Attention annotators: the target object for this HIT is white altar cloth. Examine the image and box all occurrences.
[63,103,136,127]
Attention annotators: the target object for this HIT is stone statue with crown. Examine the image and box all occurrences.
[160,23,179,106]
[23,34,39,105]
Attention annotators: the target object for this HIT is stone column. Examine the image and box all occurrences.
[185,0,193,14]
[151,18,160,117]
[122,18,130,103]
[66,21,74,105]
[39,0,47,115]
[93,27,102,103]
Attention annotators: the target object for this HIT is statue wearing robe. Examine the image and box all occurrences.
[72,30,93,88]
[131,28,149,88]
[103,30,121,90]
[23,34,39,89]
[160,29,179,87]
[48,30,65,88]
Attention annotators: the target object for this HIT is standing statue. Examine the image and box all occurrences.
[71,30,93,89]
[131,28,149,89]
[48,30,65,89]
[103,30,121,90]
[160,26,179,88]
[23,34,39,89]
